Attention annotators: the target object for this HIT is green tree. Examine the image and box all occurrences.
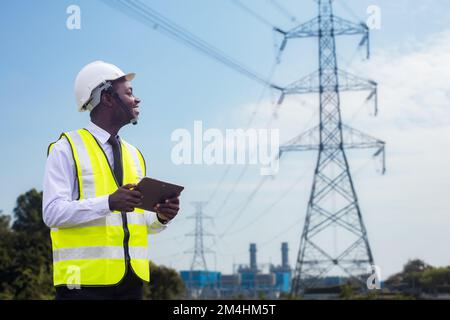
[339,283,354,300]
[0,214,15,299]
[143,261,186,299]
[418,267,450,293]
[403,259,431,274]
[0,189,54,299]
[0,189,186,300]
[12,189,48,235]
[385,259,450,296]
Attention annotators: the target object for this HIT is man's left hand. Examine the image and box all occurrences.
[154,195,180,224]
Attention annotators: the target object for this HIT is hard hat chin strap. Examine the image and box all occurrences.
[104,84,137,125]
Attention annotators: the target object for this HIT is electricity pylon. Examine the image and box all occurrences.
[275,0,385,295]
[185,201,214,271]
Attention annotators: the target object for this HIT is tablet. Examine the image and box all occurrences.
[135,177,184,212]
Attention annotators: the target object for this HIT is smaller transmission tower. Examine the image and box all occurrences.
[185,201,214,271]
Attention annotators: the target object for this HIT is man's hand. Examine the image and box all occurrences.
[154,195,180,224]
[109,184,143,212]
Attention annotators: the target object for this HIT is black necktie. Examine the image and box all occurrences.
[108,135,123,186]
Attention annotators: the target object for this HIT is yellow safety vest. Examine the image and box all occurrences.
[47,128,149,286]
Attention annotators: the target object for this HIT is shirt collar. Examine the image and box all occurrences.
[86,121,118,145]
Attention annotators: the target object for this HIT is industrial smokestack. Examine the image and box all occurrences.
[281,242,289,270]
[250,243,257,271]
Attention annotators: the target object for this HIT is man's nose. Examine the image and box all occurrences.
[135,97,141,105]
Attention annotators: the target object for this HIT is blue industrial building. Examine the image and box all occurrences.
[180,270,221,289]
[180,242,291,298]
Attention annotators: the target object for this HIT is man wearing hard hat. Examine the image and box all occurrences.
[43,61,180,299]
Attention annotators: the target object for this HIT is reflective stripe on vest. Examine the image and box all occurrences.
[53,246,149,262]
[48,128,149,286]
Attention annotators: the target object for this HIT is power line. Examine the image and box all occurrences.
[213,96,317,224]
[212,105,319,230]
[103,0,282,90]
[268,0,298,23]
[218,175,269,238]
[214,244,248,257]
[335,0,364,23]
[103,0,288,225]
[347,99,372,124]
[205,166,232,205]
[212,100,318,247]
[214,107,317,238]
[213,164,257,220]
[231,0,275,29]
[260,218,302,246]
[206,61,279,207]
[214,105,324,242]
[210,93,282,220]
[223,165,312,237]
[103,0,298,260]
[221,216,303,255]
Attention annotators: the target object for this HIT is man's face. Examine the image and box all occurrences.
[112,79,141,124]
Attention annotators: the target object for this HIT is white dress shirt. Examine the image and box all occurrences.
[43,121,168,233]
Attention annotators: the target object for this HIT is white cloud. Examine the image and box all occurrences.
[356,29,450,128]
[222,28,450,276]
[152,29,450,278]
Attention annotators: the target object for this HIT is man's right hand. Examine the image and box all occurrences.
[108,184,143,212]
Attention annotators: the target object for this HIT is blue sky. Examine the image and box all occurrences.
[1,0,450,279]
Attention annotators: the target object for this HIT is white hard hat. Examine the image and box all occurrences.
[74,60,135,112]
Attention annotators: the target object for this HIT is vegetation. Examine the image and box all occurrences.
[0,189,185,300]
[143,261,186,299]
[337,259,450,300]
[0,189,53,299]
[385,259,450,297]
[1,188,449,300]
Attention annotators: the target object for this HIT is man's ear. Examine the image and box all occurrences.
[100,91,114,108]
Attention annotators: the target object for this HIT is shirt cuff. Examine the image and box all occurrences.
[145,212,169,234]
[97,195,113,216]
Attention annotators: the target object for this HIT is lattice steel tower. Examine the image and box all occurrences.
[185,201,213,271]
[275,0,386,295]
